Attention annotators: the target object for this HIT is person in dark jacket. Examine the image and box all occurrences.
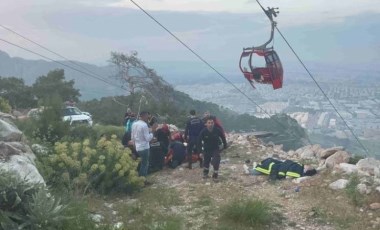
[165,140,186,169]
[202,111,226,138]
[184,110,204,169]
[253,158,317,180]
[197,117,227,179]
[155,124,171,156]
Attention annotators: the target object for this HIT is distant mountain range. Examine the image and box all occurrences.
[0,50,124,100]
[0,50,239,100]
[0,50,378,100]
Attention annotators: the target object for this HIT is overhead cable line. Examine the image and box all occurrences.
[0,24,129,92]
[274,23,369,156]
[129,0,312,145]
[0,38,127,92]
[0,24,112,84]
[253,0,369,156]
[0,25,171,109]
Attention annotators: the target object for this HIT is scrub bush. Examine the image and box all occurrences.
[37,135,143,194]
[0,97,11,113]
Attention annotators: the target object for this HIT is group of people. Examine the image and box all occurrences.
[122,109,228,181]
[122,109,317,184]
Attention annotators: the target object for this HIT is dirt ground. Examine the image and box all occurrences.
[88,137,380,230]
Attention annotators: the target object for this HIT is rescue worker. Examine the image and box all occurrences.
[184,110,204,169]
[165,136,186,169]
[197,117,227,180]
[253,158,317,180]
[202,111,226,138]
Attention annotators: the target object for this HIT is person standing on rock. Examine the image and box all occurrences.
[184,109,204,169]
[131,111,157,178]
[197,117,227,179]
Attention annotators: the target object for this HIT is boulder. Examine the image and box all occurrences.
[0,142,22,161]
[329,179,349,190]
[319,146,344,159]
[357,158,380,176]
[337,163,358,175]
[357,184,369,195]
[274,144,283,152]
[0,155,45,185]
[0,119,22,142]
[369,203,380,210]
[0,118,44,185]
[0,112,16,120]
[325,151,350,168]
[300,148,315,160]
[376,186,380,194]
[295,146,308,156]
[287,150,295,157]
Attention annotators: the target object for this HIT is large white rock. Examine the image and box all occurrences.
[0,118,45,186]
[357,158,380,176]
[325,151,350,168]
[357,183,369,195]
[0,155,45,185]
[0,119,22,142]
[329,179,349,190]
[300,148,315,160]
[319,146,344,159]
[337,163,358,175]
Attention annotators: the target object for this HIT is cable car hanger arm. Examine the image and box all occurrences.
[245,0,279,50]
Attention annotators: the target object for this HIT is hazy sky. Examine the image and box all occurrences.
[0,0,379,70]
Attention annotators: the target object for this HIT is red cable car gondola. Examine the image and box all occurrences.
[239,2,283,90]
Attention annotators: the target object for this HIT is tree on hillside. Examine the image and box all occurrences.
[0,77,36,109]
[109,51,174,105]
[32,69,80,103]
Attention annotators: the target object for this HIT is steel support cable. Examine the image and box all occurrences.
[274,27,369,156]
[253,0,369,155]
[0,24,119,86]
[129,0,312,145]
[0,38,127,91]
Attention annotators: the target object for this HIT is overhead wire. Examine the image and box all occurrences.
[0,25,171,111]
[274,24,369,156]
[252,0,370,155]
[0,38,129,93]
[129,0,312,145]
[0,24,117,86]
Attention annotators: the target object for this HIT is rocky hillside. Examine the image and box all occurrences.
[85,134,380,230]
[0,112,44,185]
[1,113,379,229]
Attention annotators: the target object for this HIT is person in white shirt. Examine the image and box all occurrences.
[131,111,157,177]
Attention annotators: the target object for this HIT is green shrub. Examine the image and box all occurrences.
[37,135,143,194]
[93,124,125,139]
[58,196,112,230]
[64,125,97,142]
[0,97,11,113]
[348,155,364,165]
[345,173,364,206]
[220,198,282,228]
[0,170,69,230]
